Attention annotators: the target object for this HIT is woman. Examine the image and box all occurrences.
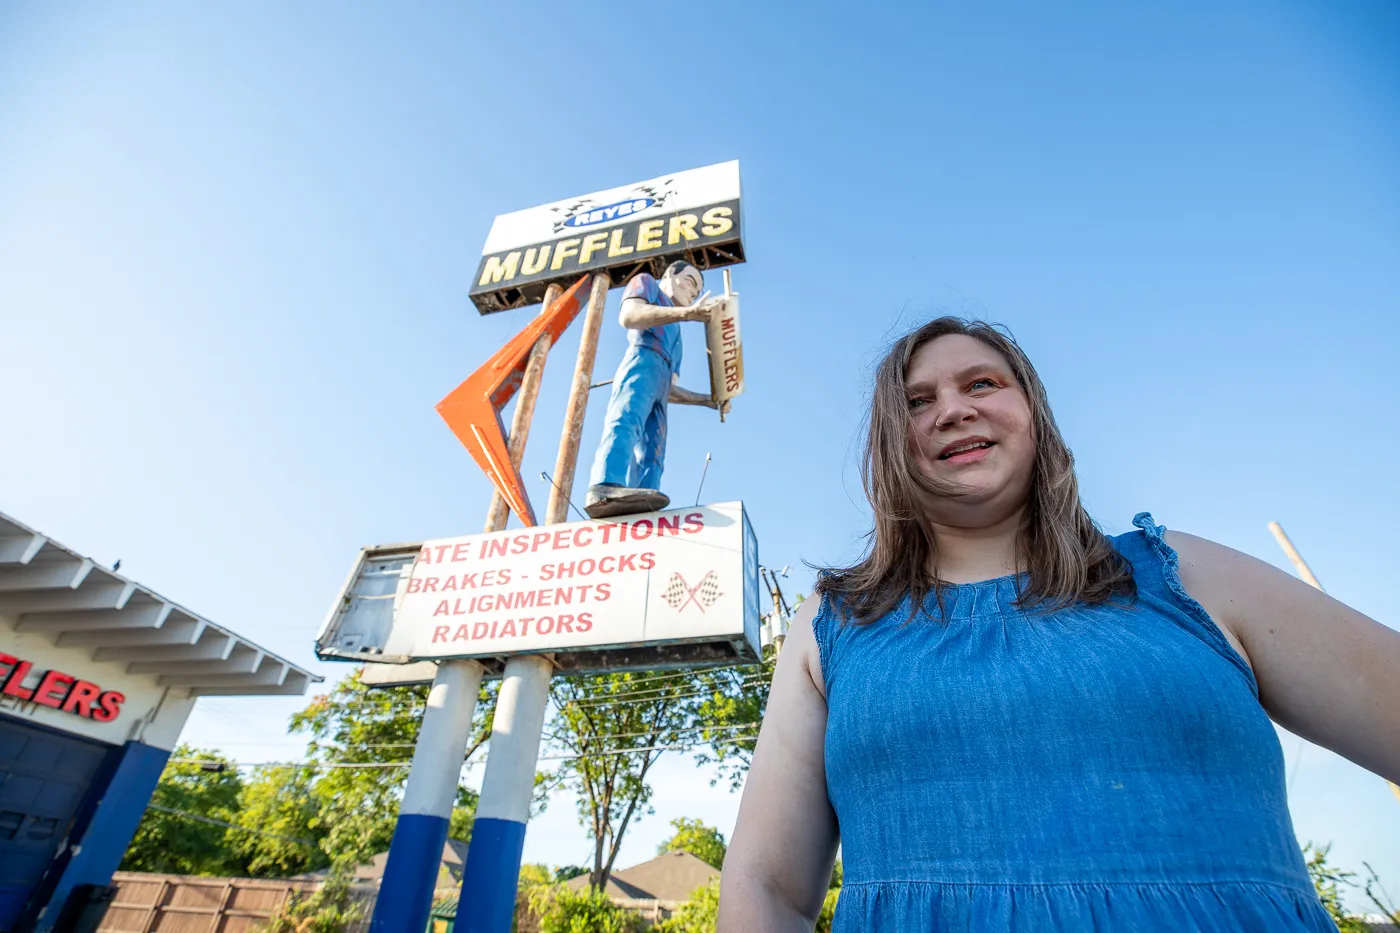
[719,318,1400,931]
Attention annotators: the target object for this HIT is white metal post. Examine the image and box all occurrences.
[369,659,484,933]
[457,654,553,932]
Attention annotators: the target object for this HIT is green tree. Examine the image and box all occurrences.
[657,818,727,869]
[231,765,326,877]
[235,669,496,875]
[692,597,802,791]
[121,745,245,875]
[1303,843,1367,933]
[653,879,720,933]
[548,670,717,891]
[519,863,554,887]
[527,885,642,933]
[1362,861,1400,928]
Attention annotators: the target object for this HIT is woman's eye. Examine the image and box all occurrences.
[907,397,929,410]
[969,378,998,392]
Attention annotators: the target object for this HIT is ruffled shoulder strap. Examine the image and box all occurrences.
[1114,513,1259,695]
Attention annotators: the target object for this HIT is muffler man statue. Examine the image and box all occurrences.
[584,260,727,519]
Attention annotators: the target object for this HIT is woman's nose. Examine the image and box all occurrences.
[935,397,978,429]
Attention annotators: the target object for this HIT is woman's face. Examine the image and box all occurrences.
[904,334,1036,524]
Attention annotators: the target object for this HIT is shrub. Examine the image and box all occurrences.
[528,885,643,933]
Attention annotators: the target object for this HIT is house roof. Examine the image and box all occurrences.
[566,851,719,902]
[0,510,320,697]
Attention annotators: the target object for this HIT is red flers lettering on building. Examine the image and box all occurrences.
[0,653,126,722]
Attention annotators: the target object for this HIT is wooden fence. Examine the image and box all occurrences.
[96,873,380,933]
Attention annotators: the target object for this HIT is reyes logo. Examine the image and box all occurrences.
[551,180,677,233]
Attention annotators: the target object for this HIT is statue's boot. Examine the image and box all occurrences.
[583,484,671,519]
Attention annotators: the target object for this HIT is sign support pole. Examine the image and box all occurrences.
[372,284,563,933]
[457,273,612,932]
[369,659,485,933]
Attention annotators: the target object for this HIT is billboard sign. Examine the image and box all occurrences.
[470,161,744,314]
[316,502,761,675]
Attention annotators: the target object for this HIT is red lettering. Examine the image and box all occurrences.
[554,587,573,605]
[432,625,450,643]
[496,568,511,585]
[483,538,509,559]
[530,531,552,552]
[576,611,593,633]
[433,545,452,563]
[552,529,572,550]
[520,617,535,635]
[555,561,576,580]
[537,616,555,635]
[683,513,704,534]
[578,558,596,576]
[632,519,654,540]
[472,622,489,639]
[453,599,468,615]
[91,691,124,723]
[416,545,436,564]
[406,577,423,594]
[555,614,575,634]
[432,600,450,616]
[459,572,479,588]
[62,680,101,718]
[510,535,531,555]
[540,563,554,581]
[640,552,656,570]
[490,620,499,638]
[618,554,637,572]
[452,542,472,562]
[2,661,34,700]
[453,625,470,641]
[423,577,439,593]
[441,575,459,592]
[32,670,74,709]
[657,515,681,536]
[0,653,17,678]
[573,526,594,548]
[596,582,612,602]
[499,619,517,637]
[599,523,621,544]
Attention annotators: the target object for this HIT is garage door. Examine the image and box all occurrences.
[0,717,111,932]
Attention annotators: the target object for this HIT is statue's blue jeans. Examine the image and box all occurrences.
[589,345,670,491]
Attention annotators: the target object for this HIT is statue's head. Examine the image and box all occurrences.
[659,261,704,307]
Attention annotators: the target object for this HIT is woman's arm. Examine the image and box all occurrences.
[719,597,840,932]
[1172,531,1400,783]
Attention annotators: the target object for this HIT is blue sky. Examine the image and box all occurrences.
[2,0,1397,907]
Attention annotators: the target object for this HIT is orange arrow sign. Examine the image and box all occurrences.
[436,275,592,527]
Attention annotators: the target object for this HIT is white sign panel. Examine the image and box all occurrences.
[378,502,758,662]
[470,161,745,314]
[482,161,740,255]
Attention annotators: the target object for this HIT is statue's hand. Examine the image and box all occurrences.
[711,398,732,416]
[682,293,725,322]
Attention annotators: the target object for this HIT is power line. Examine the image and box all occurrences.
[146,803,314,846]
[164,733,762,773]
[556,674,770,709]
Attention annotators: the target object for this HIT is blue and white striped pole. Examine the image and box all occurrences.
[371,659,485,933]
[457,653,553,933]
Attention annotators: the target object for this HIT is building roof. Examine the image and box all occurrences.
[565,851,719,903]
[0,510,319,697]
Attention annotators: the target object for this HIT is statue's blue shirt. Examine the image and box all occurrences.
[623,273,683,376]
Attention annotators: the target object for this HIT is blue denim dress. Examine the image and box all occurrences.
[813,514,1335,931]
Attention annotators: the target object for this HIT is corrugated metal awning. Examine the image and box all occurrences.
[0,511,320,697]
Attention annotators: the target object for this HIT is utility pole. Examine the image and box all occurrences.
[1267,521,1400,806]
[760,566,792,657]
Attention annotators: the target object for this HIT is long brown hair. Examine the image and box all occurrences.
[818,317,1133,622]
